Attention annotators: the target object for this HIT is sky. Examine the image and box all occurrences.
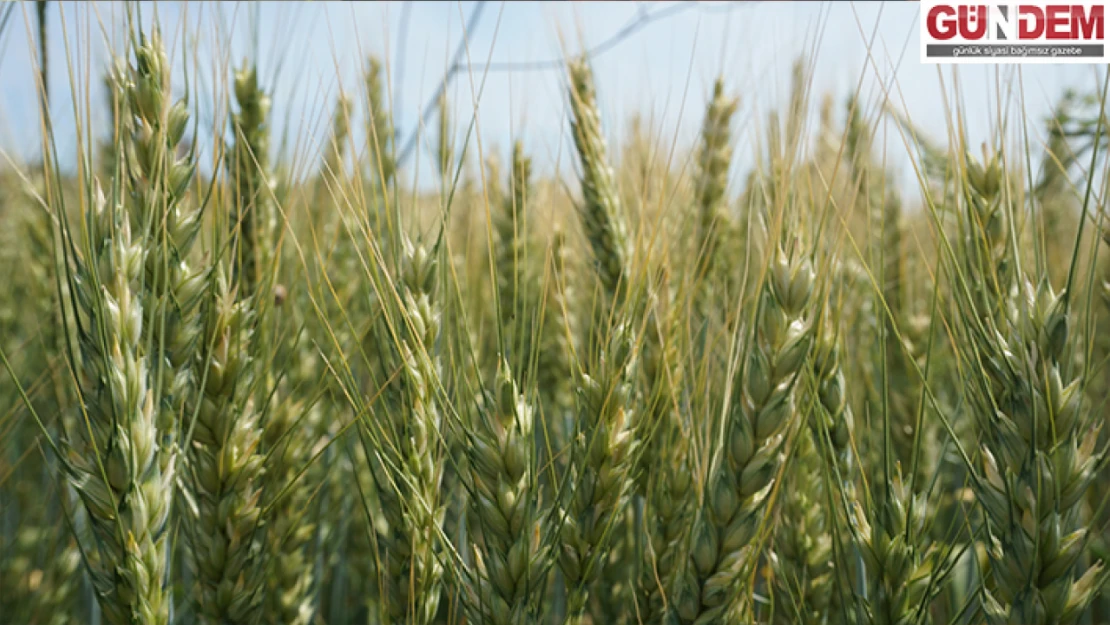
[0,1,1102,194]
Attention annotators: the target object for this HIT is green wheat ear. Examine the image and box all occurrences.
[494,140,539,381]
[63,184,172,625]
[558,319,641,625]
[770,427,833,625]
[851,465,950,625]
[567,58,629,308]
[460,359,550,625]
[670,244,815,624]
[693,77,739,317]
[60,25,200,623]
[366,55,395,191]
[537,228,578,461]
[185,268,267,624]
[496,141,533,322]
[12,7,1110,625]
[363,235,446,625]
[231,61,275,300]
[437,88,454,182]
[971,281,1103,625]
[261,362,320,625]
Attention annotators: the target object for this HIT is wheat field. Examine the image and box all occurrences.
[2,2,1109,624]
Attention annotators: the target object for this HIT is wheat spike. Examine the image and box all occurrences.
[557,319,640,624]
[669,244,815,624]
[63,186,173,625]
[567,58,629,306]
[185,270,266,624]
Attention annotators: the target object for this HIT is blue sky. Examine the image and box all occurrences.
[0,1,1101,192]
